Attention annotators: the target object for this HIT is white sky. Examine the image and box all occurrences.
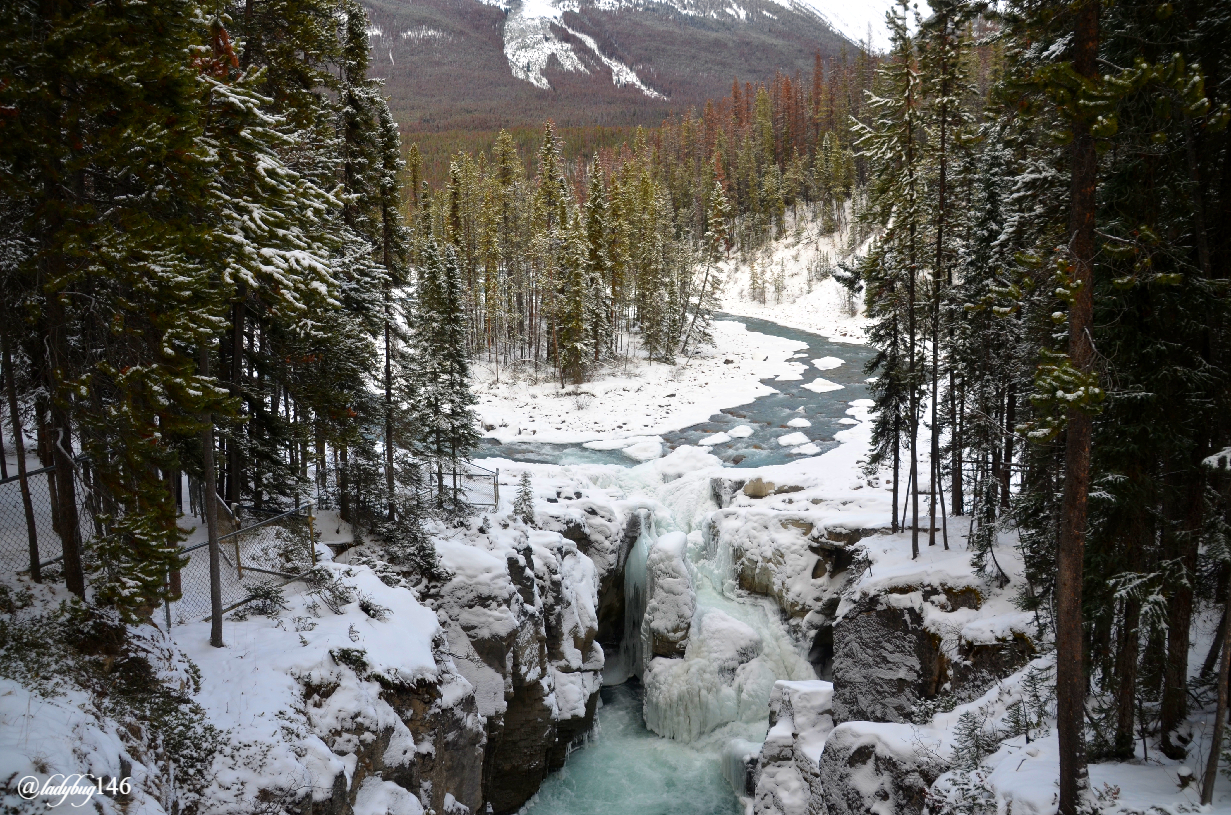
[800,0,931,51]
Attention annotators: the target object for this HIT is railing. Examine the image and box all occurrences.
[420,460,500,510]
[1,453,496,621]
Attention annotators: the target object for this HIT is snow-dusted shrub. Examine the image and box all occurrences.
[330,646,369,675]
[513,471,536,525]
[304,567,355,614]
[925,769,996,815]
[244,581,288,617]
[357,592,391,621]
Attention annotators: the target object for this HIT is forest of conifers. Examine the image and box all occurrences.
[0,0,879,613]
[3,0,1231,809]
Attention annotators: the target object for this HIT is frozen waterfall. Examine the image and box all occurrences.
[603,509,653,684]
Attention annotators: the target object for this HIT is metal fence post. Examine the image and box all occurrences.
[164,567,172,631]
[307,505,317,566]
[494,469,499,507]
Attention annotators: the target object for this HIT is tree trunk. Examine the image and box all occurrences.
[1112,597,1140,758]
[44,296,84,597]
[1203,577,1231,805]
[951,376,963,514]
[1056,3,1099,811]
[3,328,40,582]
[1001,383,1016,508]
[1161,470,1206,758]
[200,346,224,648]
[930,65,948,550]
[384,290,396,521]
[228,283,246,505]
[339,444,350,523]
[907,75,920,562]
[892,412,900,534]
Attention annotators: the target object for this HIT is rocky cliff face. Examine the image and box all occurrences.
[297,653,486,815]
[425,478,640,813]
[750,680,833,815]
[707,473,1039,815]
[818,722,949,815]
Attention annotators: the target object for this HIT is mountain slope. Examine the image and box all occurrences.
[364,0,855,131]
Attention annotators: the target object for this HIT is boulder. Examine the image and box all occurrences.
[831,592,945,724]
[743,478,777,498]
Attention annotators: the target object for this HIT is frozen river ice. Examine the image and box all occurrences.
[477,315,873,468]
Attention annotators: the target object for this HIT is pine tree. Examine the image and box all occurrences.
[919,0,975,549]
[365,99,411,521]
[0,0,246,609]
[680,180,729,355]
[414,241,480,515]
[513,472,535,525]
[856,0,927,559]
[558,211,591,385]
[583,159,613,361]
[851,241,908,533]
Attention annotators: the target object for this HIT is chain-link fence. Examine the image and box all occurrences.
[420,460,499,510]
[2,453,494,621]
[0,461,96,578]
[168,505,315,623]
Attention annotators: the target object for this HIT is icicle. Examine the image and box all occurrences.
[624,510,653,679]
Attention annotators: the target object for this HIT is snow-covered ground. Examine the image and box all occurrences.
[3,214,1229,815]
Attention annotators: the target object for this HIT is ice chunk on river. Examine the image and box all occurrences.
[802,378,842,393]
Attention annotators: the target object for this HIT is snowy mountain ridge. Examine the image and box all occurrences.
[363,0,853,130]
[472,0,854,95]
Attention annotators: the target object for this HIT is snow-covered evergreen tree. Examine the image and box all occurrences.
[513,472,535,525]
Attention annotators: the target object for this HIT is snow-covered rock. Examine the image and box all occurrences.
[431,514,606,813]
[831,591,944,724]
[819,721,949,815]
[751,680,834,815]
[642,531,695,658]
